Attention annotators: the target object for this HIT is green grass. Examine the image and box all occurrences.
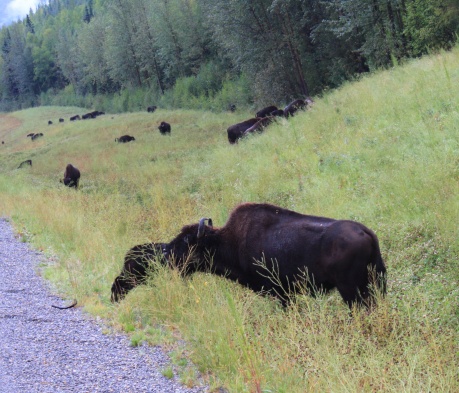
[1,48,459,392]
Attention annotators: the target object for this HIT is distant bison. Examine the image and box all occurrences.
[115,135,136,143]
[147,106,157,113]
[26,133,35,138]
[158,121,171,135]
[111,242,167,302]
[70,115,81,121]
[31,133,43,141]
[18,159,32,168]
[61,164,80,188]
[283,98,313,118]
[256,105,278,118]
[229,104,236,112]
[59,118,64,123]
[82,111,104,119]
[48,120,53,125]
[227,118,260,144]
[243,116,276,137]
[270,109,285,117]
[135,203,386,308]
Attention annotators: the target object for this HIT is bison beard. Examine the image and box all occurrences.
[112,203,386,308]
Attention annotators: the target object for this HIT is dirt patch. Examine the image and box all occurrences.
[0,115,23,141]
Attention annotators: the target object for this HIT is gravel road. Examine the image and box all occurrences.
[0,217,207,393]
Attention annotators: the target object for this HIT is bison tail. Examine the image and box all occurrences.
[368,230,387,296]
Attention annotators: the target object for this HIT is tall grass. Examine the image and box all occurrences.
[1,48,459,392]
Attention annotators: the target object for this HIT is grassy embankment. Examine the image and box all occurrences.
[1,48,458,392]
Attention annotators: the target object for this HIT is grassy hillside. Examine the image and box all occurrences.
[1,48,458,392]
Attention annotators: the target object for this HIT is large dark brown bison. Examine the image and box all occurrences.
[61,164,80,188]
[147,106,157,113]
[226,118,260,144]
[158,121,171,135]
[115,135,136,143]
[119,203,386,308]
[70,115,81,121]
[256,105,278,118]
[111,243,167,302]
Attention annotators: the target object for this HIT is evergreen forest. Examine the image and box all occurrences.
[1,0,459,112]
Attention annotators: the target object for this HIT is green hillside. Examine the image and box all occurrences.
[1,48,458,392]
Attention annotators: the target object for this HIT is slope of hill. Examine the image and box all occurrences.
[1,48,458,392]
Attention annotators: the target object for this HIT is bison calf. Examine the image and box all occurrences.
[111,243,167,302]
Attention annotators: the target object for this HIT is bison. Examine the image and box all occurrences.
[61,164,80,188]
[59,118,64,123]
[48,120,53,125]
[111,243,167,302]
[133,203,386,308]
[256,105,278,118]
[147,106,157,113]
[115,135,136,143]
[18,159,32,168]
[227,118,260,144]
[158,121,171,135]
[26,133,35,138]
[31,133,43,141]
[70,115,81,121]
[243,116,276,137]
[283,98,314,118]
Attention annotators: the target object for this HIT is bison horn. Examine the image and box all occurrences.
[197,217,212,238]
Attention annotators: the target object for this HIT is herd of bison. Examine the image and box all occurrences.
[12,98,387,311]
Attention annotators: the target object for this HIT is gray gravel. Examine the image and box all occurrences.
[0,217,208,393]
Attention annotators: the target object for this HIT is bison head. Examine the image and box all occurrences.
[164,218,214,273]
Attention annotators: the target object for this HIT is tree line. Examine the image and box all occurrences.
[1,0,458,112]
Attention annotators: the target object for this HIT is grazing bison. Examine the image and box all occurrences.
[158,121,171,135]
[26,133,35,137]
[283,98,314,118]
[70,115,81,121]
[227,118,260,144]
[111,243,167,302]
[146,203,386,308]
[31,133,43,141]
[61,164,80,188]
[115,135,136,143]
[243,116,276,137]
[48,120,53,125]
[147,106,157,113]
[59,118,64,123]
[270,109,285,117]
[256,105,278,118]
[18,159,32,168]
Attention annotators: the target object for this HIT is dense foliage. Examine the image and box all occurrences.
[1,0,459,112]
